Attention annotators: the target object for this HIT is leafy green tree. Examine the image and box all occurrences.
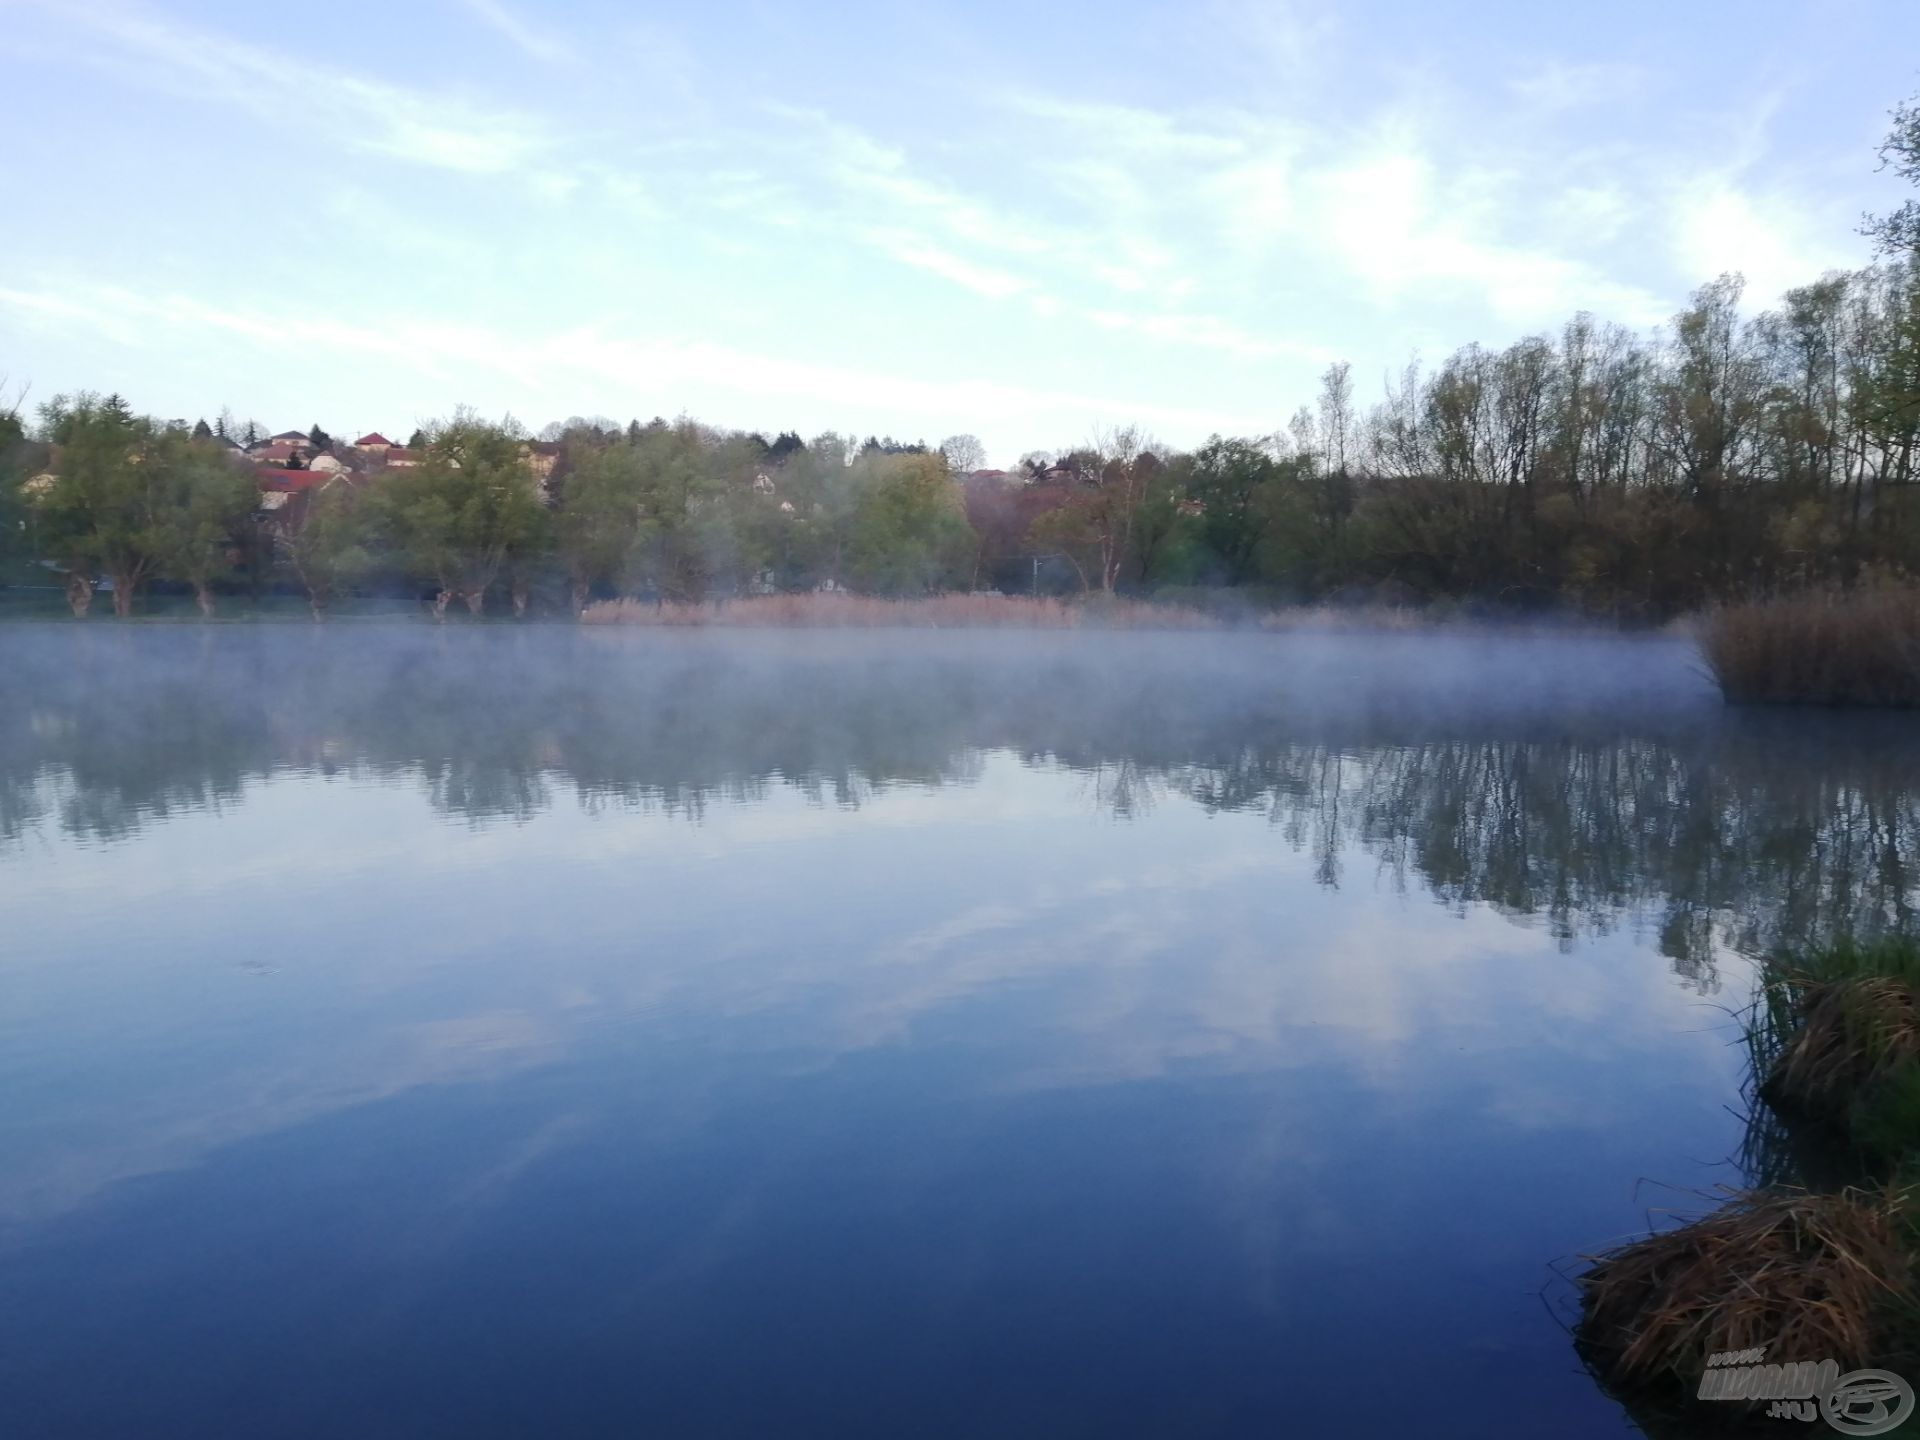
[1187,436,1281,583]
[286,482,374,620]
[1127,451,1198,587]
[846,452,975,594]
[154,437,258,616]
[0,401,29,572]
[191,418,213,440]
[374,413,547,617]
[1026,498,1101,592]
[309,424,334,453]
[34,393,169,616]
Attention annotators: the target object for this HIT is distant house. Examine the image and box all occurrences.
[306,453,346,474]
[251,443,306,468]
[383,447,421,468]
[520,441,561,480]
[270,430,311,446]
[351,432,395,454]
[255,467,331,494]
[254,466,354,531]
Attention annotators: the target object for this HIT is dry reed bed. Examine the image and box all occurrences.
[579,593,1442,631]
[583,595,1213,629]
[580,594,1223,629]
[1700,588,1920,707]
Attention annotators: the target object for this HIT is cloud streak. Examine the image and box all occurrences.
[0,281,1276,439]
[453,0,576,66]
[15,0,555,174]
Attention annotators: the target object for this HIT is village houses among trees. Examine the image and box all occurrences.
[2,93,1919,622]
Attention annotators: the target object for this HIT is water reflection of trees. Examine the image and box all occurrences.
[1154,735,1920,986]
[3,627,1917,977]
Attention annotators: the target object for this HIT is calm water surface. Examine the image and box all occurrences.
[2,625,1916,1438]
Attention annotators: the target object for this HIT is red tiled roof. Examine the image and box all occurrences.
[354,432,393,447]
[256,468,328,491]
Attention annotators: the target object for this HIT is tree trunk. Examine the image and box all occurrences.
[65,573,93,617]
[462,588,486,616]
[110,578,134,618]
[308,593,327,623]
[430,589,452,622]
[570,580,590,617]
[194,582,216,619]
[511,582,529,618]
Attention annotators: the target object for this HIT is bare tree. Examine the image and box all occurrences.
[939,434,987,474]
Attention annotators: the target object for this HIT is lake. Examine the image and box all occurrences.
[2,624,1914,1437]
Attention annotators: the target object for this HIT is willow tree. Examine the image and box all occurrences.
[286,482,374,620]
[375,414,548,617]
[34,393,168,617]
[155,439,258,616]
[553,441,654,613]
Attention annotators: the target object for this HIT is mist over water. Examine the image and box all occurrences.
[2,624,1916,1437]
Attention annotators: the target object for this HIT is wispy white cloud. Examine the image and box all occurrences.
[0,281,1274,439]
[14,0,555,175]
[1509,60,1647,113]
[452,0,576,66]
[1083,308,1331,364]
[1669,178,1857,307]
[1296,147,1671,326]
[856,229,1034,299]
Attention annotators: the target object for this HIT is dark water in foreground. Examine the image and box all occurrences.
[2,625,1916,1438]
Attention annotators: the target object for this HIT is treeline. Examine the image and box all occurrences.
[0,399,983,618]
[3,100,1916,621]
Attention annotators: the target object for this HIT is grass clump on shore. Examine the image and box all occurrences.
[1753,937,1920,1171]
[1576,935,1920,1428]
[1700,587,1920,707]
[1578,1186,1912,1390]
[579,593,1222,629]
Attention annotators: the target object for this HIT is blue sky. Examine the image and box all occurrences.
[2,0,1915,463]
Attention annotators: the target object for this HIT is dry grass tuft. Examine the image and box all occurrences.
[1750,939,1920,1171]
[1578,1187,1913,1389]
[1700,587,1920,707]
[1764,978,1920,1124]
[579,593,1222,630]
